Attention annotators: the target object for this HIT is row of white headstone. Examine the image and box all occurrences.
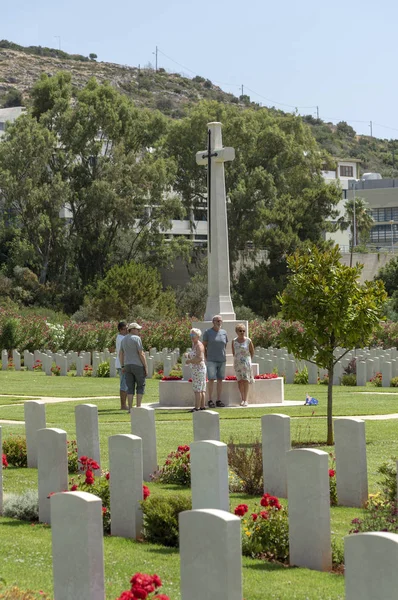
[1,406,397,600]
[255,346,398,385]
[1,347,180,378]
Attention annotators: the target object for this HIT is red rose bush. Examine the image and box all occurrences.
[116,572,170,600]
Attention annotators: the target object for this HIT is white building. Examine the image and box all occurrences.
[0,106,25,137]
[323,158,361,250]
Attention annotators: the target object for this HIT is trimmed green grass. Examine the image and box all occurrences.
[1,373,397,598]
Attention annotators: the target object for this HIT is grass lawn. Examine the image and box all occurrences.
[1,373,397,598]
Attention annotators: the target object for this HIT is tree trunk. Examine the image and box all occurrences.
[327,364,334,445]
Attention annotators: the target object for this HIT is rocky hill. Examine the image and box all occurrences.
[1,40,397,177]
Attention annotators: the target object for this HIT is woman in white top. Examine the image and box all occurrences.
[232,323,254,407]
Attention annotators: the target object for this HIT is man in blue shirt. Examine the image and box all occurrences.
[203,315,228,408]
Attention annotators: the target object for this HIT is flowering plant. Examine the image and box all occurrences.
[51,365,61,376]
[329,454,337,506]
[2,434,27,467]
[225,375,237,380]
[116,572,170,600]
[2,453,8,468]
[160,376,183,381]
[152,445,190,485]
[254,373,278,380]
[235,493,289,561]
[67,440,79,473]
[83,364,93,377]
[370,372,382,387]
[7,359,14,370]
[33,359,42,371]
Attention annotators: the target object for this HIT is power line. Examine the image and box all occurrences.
[243,85,317,110]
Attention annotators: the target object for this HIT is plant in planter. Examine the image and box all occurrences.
[116,572,170,600]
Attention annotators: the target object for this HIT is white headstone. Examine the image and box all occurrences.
[75,404,101,472]
[59,356,68,376]
[109,356,116,377]
[0,426,3,515]
[285,360,295,384]
[190,440,229,511]
[12,349,21,371]
[345,532,398,600]
[262,414,291,498]
[287,448,332,571]
[164,357,172,377]
[38,428,68,524]
[307,362,318,384]
[76,356,84,377]
[366,358,374,381]
[24,400,46,468]
[51,491,105,600]
[130,407,157,481]
[180,509,242,600]
[44,354,52,376]
[382,361,392,387]
[193,410,220,442]
[334,418,368,507]
[109,434,143,539]
[1,350,7,370]
[333,361,342,385]
[356,361,366,386]
[146,356,154,378]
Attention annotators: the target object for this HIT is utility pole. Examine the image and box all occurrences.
[369,121,373,137]
[316,106,319,120]
[241,84,244,97]
[154,46,158,72]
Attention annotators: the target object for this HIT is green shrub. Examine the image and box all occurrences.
[96,361,110,378]
[0,317,20,351]
[227,438,263,495]
[370,372,382,386]
[142,494,192,547]
[391,377,398,387]
[3,490,38,521]
[377,459,396,503]
[294,366,308,384]
[341,374,356,386]
[2,435,27,467]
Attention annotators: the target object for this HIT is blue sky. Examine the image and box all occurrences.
[4,0,398,139]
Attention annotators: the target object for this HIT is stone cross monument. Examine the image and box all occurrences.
[196,122,236,321]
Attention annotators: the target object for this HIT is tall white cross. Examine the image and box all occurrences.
[196,122,236,321]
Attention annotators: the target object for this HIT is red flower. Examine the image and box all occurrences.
[102,507,107,514]
[143,485,150,500]
[153,596,170,600]
[251,513,258,521]
[152,574,162,588]
[260,493,271,507]
[2,453,8,468]
[130,588,148,599]
[234,504,249,517]
[177,445,190,453]
[105,472,110,480]
[88,459,100,471]
[260,493,281,510]
[85,469,95,485]
[70,484,78,491]
[260,511,269,519]
[329,469,336,478]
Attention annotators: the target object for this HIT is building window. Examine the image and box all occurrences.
[371,208,398,222]
[340,165,354,177]
[0,122,4,131]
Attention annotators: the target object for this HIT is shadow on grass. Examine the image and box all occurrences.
[145,546,179,556]
[243,560,291,572]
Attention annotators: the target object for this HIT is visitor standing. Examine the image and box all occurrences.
[115,321,129,410]
[203,315,228,408]
[232,323,254,407]
[119,322,148,412]
[185,328,207,412]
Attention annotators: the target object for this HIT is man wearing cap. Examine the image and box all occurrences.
[119,322,148,412]
[203,315,227,408]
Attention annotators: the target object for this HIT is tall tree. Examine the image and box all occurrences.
[279,245,386,445]
[338,197,374,249]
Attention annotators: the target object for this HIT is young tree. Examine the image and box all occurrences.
[278,245,386,444]
[338,197,374,249]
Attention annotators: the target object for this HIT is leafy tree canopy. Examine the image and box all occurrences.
[279,245,386,443]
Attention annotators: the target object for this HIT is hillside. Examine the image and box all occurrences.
[1,40,397,177]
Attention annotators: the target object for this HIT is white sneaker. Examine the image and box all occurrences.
[243,401,248,407]
[240,400,245,406]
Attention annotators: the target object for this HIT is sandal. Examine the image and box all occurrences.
[199,406,207,411]
[190,407,199,412]
[216,400,225,407]
[208,400,215,408]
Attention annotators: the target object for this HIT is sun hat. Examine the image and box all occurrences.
[128,322,142,330]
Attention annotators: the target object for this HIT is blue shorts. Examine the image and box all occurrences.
[206,361,226,381]
[124,364,146,395]
[117,368,128,393]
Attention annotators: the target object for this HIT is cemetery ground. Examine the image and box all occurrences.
[1,377,398,598]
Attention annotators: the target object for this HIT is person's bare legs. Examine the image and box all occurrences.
[200,391,206,408]
[120,390,127,410]
[137,394,143,408]
[217,379,223,402]
[208,380,215,403]
[127,394,134,411]
[237,380,244,404]
[194,391,201,410]
[242,380,249,406]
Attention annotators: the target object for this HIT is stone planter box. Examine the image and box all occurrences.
[159,377,284,407]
